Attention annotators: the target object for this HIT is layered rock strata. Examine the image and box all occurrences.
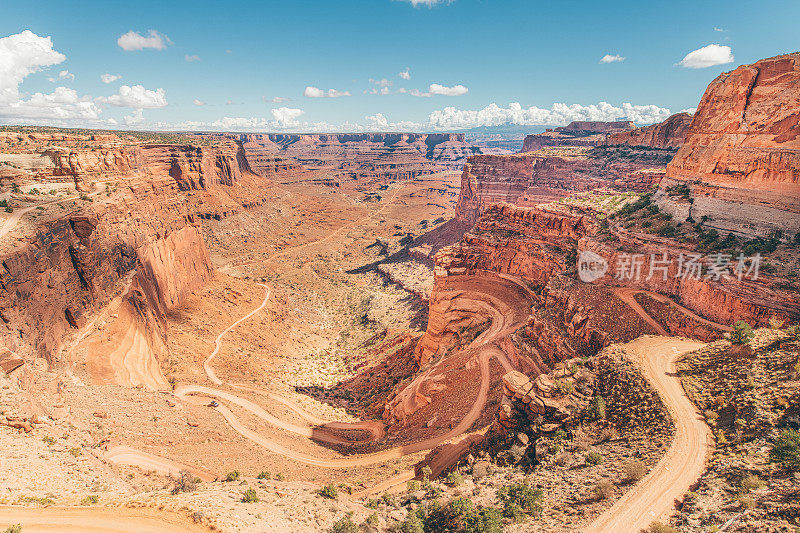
[606,112,692,149]
[656,53,800,238]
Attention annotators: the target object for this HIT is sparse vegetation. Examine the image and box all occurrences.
[257,471,270,479]
[497,482,543,522]
[3,525,22,533]
[593,480,614,500]
[740,474,764,491]
[769,429,800,471]
[445,470,464,487]
[224,470,240,482]
[171,470,198,494]
[585,451,604,465]
[241,488,259,503]
[320,483,338,499]
[330,514,358,533]
[68,447,81,457]
[623,459,647,482]
[80,495,99,505]
[728,320,754,345]
[648,522,680,533]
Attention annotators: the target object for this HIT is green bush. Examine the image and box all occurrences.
[320,483,338,499]
[3,525,21,533]
[241,488,259,503]
[624,459,647,482]
[224,470,240,482]
[769,429,800,471]
[445,471,464,487]
[589,396,607,420]
[728,320,754,345]
[80,495,99,505]
[497,482,543,522]
[330,515,358,533]
[585,452,604,465]
[256,471,270,479]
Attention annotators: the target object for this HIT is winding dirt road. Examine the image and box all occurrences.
[585,335,710,533]
[0,506,208,533]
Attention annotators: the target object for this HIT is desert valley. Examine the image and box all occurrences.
[1,5,799,533]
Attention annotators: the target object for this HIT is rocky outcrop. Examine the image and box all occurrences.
[656,53,800,238]
[455,148,673,224]
[140,143,245,190]
[210,133,480,176]
[606,112,692,149]
[520,121,635,152]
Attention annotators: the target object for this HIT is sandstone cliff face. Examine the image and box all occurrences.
[606,112,692,149]
[0,132,262,389]
[520,121,635,152]
[211,133,478,176]
[657,53,800,237]
[455,148,671,224]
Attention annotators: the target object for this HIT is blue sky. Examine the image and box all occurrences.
[1,0,798,132]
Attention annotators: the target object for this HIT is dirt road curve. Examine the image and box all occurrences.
[585,336,710,533]
[0,506,208,533]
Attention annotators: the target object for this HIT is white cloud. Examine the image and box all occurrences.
[399,68,411,80]
[678,44,733,69]
[117,30,171,51]
[599,54,625,64]
[48,69,74,82]
[714,27,725,32]
[101,73,121,84]
[680,107,697,115]
[271,107,304,127]
[426,101,672,130]
[185,54,201,62]
[369,78,393,87]
[124,108,144,126]
[398,0,452,6]
[268,96,290,103]
[303,86,351,98]
[193,99,205,106]
[97,85,167,108]
[407,83,469,97]
[0,30,66,104]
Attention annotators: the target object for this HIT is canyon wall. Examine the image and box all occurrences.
[455,147,672,225]
[0,132,260,389]
[520,121,635,152]
[657,53,800,238]
[606,112,693,149]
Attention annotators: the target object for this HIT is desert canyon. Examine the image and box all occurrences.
[0,51,799,533]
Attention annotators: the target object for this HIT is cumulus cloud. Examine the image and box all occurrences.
[193,99,205,106]
[303,86,350,98]
[599,54,625,64]
[426,101,672,130]
[369,78,393,87]
[271,107,304,127]
[124,108,144,126]
[117,30,171,51]
[0,30,66,104]
[48,69,74,82]
[101,73,121,84]
[97,85,167,108]
[268,96,290,103]
[185,54,201,62]
[399,68,411,80]
[678,44,733,69]
[407,83,468,97]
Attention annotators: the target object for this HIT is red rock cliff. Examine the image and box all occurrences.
[658,53,800,237]
[606,112,692,149]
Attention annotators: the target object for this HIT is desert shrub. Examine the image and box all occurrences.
[331,514,358,533]
[593,480,614,500]
[224,470,240,482]
[769,317,786,330]
[42,436,56,445]
[588,396,607,420]
[445,471,464,487]
[421,498,502,533]
[464,506,503,533]
[407,480,420,492]
[704,409,719,423]
[171,470,198,494]
[400,508,425,533]
[738,494,756,509]
[80,495,99,505]
[624,459,647,482]
[4,525,21,533]
[381,493,398,508]
[241,488,259,503]
[68,447,81,457]
[649,522,680,533]
[728,320,754,345]
[769,429,800,471]
[256,471,270,479]
[320,483,338,499]
[364,512,379,527]
[274,473,284,481]
[740,474,764,491]
[585,451,604,465]
[497,482,543,521]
